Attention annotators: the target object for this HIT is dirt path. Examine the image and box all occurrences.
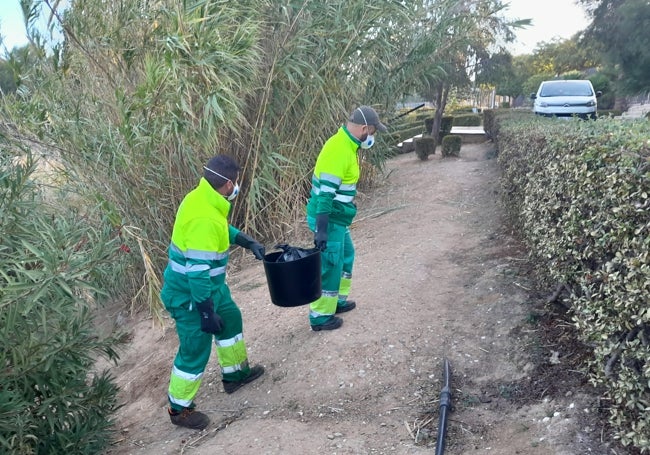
[105,142,621,455]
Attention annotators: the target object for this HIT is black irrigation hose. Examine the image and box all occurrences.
[388,103,426,122]
[435,358,452,455]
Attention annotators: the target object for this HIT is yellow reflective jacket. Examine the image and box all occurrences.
[162,177,240,310]
[306,126,360,226]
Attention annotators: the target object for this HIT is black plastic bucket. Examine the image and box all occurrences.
[263,249,321,307]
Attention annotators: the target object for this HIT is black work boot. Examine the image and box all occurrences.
[335,300,356,313]
[311,315,343,331]
[169,408,210,430]
[222,364,265,394]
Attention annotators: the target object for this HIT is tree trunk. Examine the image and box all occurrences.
[430,82,450,145]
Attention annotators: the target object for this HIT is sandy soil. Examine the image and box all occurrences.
[104,142,627,455]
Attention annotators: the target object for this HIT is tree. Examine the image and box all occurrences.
[579,0,650,93]
[532,35,600,75]
[396,0,525,144]
[475,51,526,98]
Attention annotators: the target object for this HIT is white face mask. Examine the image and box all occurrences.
[356,107,376,149]
[203,166,239,201]
[360,134,375,149]
[227,183,240,201]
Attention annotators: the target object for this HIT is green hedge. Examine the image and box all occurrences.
[452,114,481,127]
[422,116,454,137]
[440,116,453,134]
[414,110,436,122]
[450,107,480,115]
[494,114,650,452]
[393,125,424,144]
[597,109,622,117]
[414,136,436,160]
[441,135,461,157]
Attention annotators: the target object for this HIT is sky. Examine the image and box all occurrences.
[0,1,29,54]
[0,0,591,57]
[502,0,591,55]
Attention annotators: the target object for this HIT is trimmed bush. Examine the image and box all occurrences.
[597,109,622,117]
[452,114,481,127]
[440,116,453,134]
[414,136,436,160]
[393,125,424,144]
[483,109,496,139]
[415,110,436,122]
[424,117,434,134]
[494,115,650,452]
[441,135,461,157]
[450,107,479,115]
[423,116,455,139]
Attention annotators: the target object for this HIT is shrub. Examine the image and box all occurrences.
[393,125,424,144]
[483,109,496,139]
[438,116,454,142]
[422,116,455,140]
[414,136,436,160]
[424,117,434,134]
[0,147,125,454]
[499,101,510,108]
[415,110,436,122]
[452,114,481,127]
[450,107,477,115]
[597,109,622,117]
[441,135,461,157]
[440,116,454,134]
[494,115,650,452]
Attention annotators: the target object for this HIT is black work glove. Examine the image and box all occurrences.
[196,299,224,334]
[314,214,329,251]
[235,232,265,260]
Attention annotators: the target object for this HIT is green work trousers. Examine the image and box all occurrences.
[162,284,251,411]
[307,216,355,326]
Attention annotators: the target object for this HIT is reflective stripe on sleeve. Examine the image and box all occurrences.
[319,173,342,185]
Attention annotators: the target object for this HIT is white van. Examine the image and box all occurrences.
[531,80,602,119]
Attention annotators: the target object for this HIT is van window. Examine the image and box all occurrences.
[540,81,593,97]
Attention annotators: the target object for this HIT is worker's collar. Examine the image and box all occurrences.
[198,177,231,216]
[341,125,362,147]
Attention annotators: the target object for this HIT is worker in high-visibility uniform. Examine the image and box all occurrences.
[161,155,265,430]
[306,106,387,331]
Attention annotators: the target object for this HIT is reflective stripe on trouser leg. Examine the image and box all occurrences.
[338,227,355,305]
[308,219,346,325]
[338,273,352,303]
[216,333,250,381]
[166,303,213,411]
[214,285,251,382]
